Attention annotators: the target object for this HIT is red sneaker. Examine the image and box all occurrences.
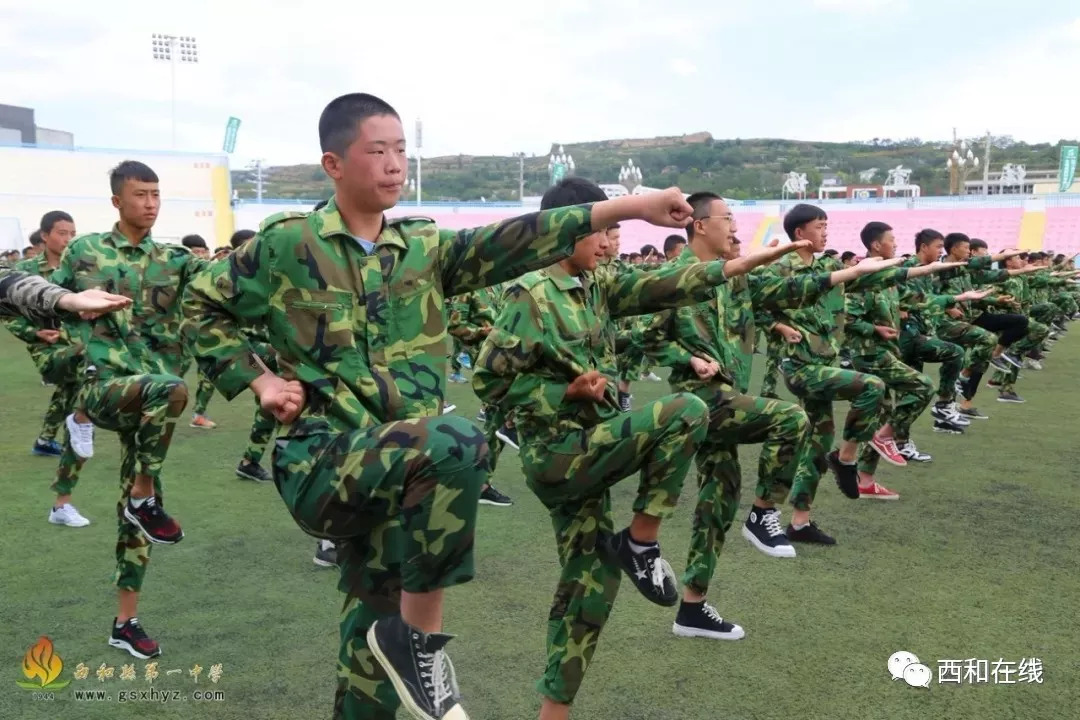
[108,617,161,659]
[869,434,907,467]
[859,482,900,500]
[123,496,184,544]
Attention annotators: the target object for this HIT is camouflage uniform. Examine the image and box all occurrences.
[646,248,845,595]
[3,254,84,443]
[184,198,597,720]
[758,334,783,398]
[989,275,1049,394]
[897,257,965,403]
[0,265,73,320]
[845,273,934,476]
[473,257,742,704]
[192,370,216,416]
[764,253,903,511]
[49,226,204,592]
[932,256,1000,393]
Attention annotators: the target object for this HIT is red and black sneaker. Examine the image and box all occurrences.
[123,496,184,544]
[108,617,161,659]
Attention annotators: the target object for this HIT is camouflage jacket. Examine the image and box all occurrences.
[764,252,906,365]
[50,225,208,379]
[935,255,1006,321]
[3,254,66,342]
[647,247,834,393]
[0,264,71,322]
[183,197,594,434]
[897,256,959,336]
[472,257,729,442]
[447,286,498,347]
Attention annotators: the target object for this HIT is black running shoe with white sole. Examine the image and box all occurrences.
[478,485,512,507]
[605,528,678,606]
[989,355,1011,372]
[741,508,795,558]
[236,460,272,483]
[313,540,338,568]
[123,496,183,544]
[367,615,468,720]
[957,406,988,420]
[897,440,931,462]
[108,617,161,659]
[495,426,519,450]
[1000,352,1023,369]
[997,391,1025,403]
[672,601,745,641]
[933,418,965,434]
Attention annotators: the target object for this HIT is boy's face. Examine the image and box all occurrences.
[191,246,209,259]
[113,179,160,231]
[797,218,828,253]
[694,199,737,257]
[605,227,621,258]
[43,220,76,256]
[948,241,970,261]
[971,246,988,257]
[919,238,943,263]
[568,230,608,273]
[1005,255,1024,270]
[325,114,407,212]
[722,240,741,261]
[874,230,896,259]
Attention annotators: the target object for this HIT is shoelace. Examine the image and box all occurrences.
[762,511,785,538]
[648,554,668,592]
[701,603,725,625]
[73,421,93,443]
[416,641,457,711]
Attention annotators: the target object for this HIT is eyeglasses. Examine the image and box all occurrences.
[695,214,734,223]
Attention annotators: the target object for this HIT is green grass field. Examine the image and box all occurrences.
[1,332,1078,720]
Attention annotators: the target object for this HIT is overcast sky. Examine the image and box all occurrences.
[2,0,1078,168]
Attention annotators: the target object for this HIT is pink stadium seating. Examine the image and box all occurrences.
[1043,207,1080,256]
[811,208,1024,255]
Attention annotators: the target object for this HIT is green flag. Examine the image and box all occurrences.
[222,117,241,154]
[1059,145,1078,193]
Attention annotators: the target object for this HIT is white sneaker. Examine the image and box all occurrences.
[49,503,90,527]
[441,404,457,415]
[65,414,95,458]
[644,372,662,382]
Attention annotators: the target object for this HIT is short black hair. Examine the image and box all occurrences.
[685,191,722,240]
[663,234,687,255]
[840,251,856,262]
[1054,253,1065,264]
[968,238,988,252]
[629,252,642,260]
[822,249,839,258]
[181,234,207,249]
[29,229,42,245]
[944,233,970,253]
[609,223,621,230]
[540,177,607,210]
[860,221,892,250]
[40,210,74,235]
[110,160,158,195]
[319,93,400,156]
[641,244,659,258]
[23,245,34,256]
[783,204,827,241]
[914,229,944,250]
[230,229,256,249]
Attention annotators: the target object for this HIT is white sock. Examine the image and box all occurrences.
[627,537,658,554]
[792,521,809,531]
[129,496,149,509]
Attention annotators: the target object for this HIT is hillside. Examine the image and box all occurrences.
[231,133,1076,202]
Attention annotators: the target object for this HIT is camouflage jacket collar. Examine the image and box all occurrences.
[544,262,586,292]
[675,246,705,267]
[104,223,156,254]
[318,196,407,252]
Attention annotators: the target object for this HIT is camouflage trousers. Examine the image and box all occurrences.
[851,351,934,476]
[518,394,708,704]
[1030,302,1060,328]
[243,398,278,465]
[28,340,82,442]
[937,319,996,374]
[270,414,487,720]
[678,380,807,596]
[899,329,964,403]
[999,320,1050,393]
[783,361,887,511]
[759,339,783,399]
[1052,292,1078,320]
[52,373,188,592]
[193,370,216,416]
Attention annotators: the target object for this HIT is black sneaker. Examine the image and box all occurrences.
[31,438,62,457]
[108,617,161,660]
[313,540,338,568]
[1000,351,1023,369]
[897,440,932,462]
[997,391,1025,403]
[957,406,989,420]
[366,615,467,720]
[989,355,1012,372]
[123,496,183,545]
[478,485,512,507]
[236,460,272,483]
[475,408,486,423]
[495,426,519,451]
[605,528,678,606]
[828,450,859,500]
[933,418,966,434]
[672,601,745,641]
[785,521,836,545]
[618,391,632,412]
[740,508,795,558]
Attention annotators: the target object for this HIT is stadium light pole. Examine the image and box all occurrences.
[512,152,526,201]
[151,33,199,149]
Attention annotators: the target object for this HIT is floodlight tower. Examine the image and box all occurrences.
[151,33,199,149]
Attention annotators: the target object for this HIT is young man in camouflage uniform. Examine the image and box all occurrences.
[845,222,971,498]
[473,178,806,720]
[181,234,220,429]
[987,253,1052,403]
[50,161,203,660]
[645,192,899,640]
[184,94,699,720]
[4,212,83,468]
